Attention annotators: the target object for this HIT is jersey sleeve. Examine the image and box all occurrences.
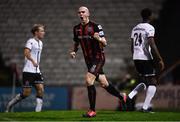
[72,26,79,52]
[25,39,33,50]
[73,26,79,42]
[94,24,105,37]
[130,28,134,39]
[41,41,43,49]
[147,26,155,37]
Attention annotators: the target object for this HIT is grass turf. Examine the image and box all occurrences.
[0,110,180,121]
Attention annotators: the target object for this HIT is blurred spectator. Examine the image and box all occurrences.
[0,52,20,86]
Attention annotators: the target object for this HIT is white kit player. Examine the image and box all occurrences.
[5,24,45,112]
[127,8,164,112]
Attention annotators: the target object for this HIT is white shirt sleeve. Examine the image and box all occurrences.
[130,28,134,39]
[147,26,155,37]
[25,39,33,50]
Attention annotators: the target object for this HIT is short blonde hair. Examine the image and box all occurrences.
[31,24,45,35]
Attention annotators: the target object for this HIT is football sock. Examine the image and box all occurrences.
[128,82,146,99]
[143,85,156,110]
[128,90,137,99]
[104,84,123,100]
[6,93,25,112]
[35,96,43,112]
[87,85,96,111]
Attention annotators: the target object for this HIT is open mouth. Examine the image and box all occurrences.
[80,17,83,20]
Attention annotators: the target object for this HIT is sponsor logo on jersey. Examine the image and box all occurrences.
[78,35,92,39]
[76,29,82,33]
[88,27,93,32]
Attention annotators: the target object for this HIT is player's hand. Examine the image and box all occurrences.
[93,33,100,40]
[32,61,38,67]
[70,51,76,59]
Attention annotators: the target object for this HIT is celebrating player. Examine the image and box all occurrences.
[5,24,45,112]
[128,8,164,112]
[70,6,126,117]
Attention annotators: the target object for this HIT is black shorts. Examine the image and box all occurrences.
[134,60,156,77]
[23,72,44,88]
[87,60,105,77]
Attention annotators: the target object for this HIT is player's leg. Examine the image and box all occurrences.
[142,76,157,111]
[86,72,96,110]
[34,83,44,112]
[83,61,105,117]
[128,82,146,99]
[83,72,97,117]
[34,73,44,112]
[127,78,146,111]
[5,72,32,112]
[98,74,125,101]
[98,74,127,110]
[131,60,157,112]
[128,60,147,100]
[5,88,31,112]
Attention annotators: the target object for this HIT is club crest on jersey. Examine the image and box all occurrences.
[88,27,93,32]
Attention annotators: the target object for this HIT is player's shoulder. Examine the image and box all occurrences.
[145,23,154,30]
[90,21,103,30]
[133,23,154,31]
[39,40,43,45]
[26,38,35,43]
[74,23,81,28]
[132,23,142,30]
[139,23,154,31]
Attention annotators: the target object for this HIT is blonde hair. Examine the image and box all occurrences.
[31,24,45,35]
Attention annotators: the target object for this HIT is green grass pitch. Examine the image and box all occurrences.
[0,110,180,121]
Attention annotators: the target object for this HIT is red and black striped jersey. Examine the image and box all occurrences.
[73,21,105,63]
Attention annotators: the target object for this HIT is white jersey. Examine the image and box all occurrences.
[131,23,155,60]
[23,38,43,73]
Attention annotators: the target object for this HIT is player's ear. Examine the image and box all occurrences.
[86,9,90,17]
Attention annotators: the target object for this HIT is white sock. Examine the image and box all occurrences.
[35,97,43,112]
[128,90,137,99]
[143,85,156,110]
[128,83,146,99]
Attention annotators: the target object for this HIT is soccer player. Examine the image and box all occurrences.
[128,8,164,112]
[5,24,45,112]
[70,6,126,117]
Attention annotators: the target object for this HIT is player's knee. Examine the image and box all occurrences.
[36,89,44,97]
[100,82,109,88]
[22,90,31,97]
[100,84,106,88]
[85,75,95,86]
[37,91,43,97]
[146,77,157,86]
[86,80,94,86]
